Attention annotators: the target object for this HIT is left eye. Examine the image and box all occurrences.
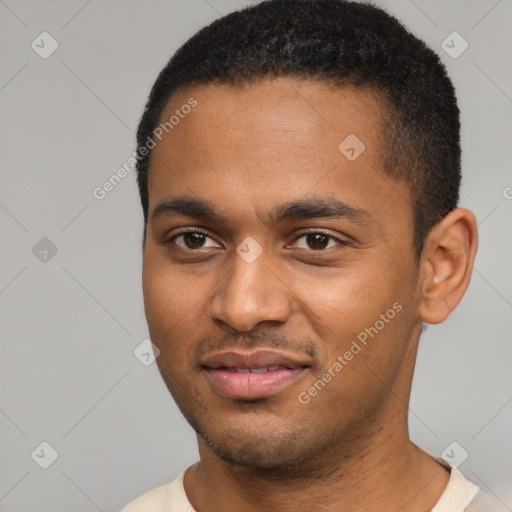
[293,233,343,250]
[172,231,220,250]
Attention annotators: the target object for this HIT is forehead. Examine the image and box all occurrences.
[158,78,383,159]
[147,78,412,226]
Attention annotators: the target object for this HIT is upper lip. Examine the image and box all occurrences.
[202,349,311,370]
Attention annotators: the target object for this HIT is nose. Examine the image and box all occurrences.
[208,248,292,332]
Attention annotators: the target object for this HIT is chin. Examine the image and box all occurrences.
[203,436,307,469]
[190,416,321,470]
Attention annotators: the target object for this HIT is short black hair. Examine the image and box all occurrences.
[136,0,461,256]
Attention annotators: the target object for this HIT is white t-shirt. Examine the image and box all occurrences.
[121,460,500,512]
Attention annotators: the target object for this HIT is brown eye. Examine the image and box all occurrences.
[182,233,206,249]
[293,232,344,251]
[306,233,329,250]
[171,230,220,250]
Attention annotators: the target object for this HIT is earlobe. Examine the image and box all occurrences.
[417,209,478,324]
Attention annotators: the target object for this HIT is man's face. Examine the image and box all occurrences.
[142,78,422,467]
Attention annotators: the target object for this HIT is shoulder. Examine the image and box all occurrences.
[430,456,505,512]
[120,468,192,512]
[466,489,509,512]
[121,482,172,512]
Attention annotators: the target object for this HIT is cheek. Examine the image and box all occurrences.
[143,251,195,322]
[142,257,197,358]
[299,262,399,327]
[142,260,170,327]
[298,256,414,370]
[142,252,220,374]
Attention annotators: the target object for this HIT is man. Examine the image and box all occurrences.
[122,0,497,510]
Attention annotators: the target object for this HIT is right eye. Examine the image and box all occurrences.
[167,229,221,250]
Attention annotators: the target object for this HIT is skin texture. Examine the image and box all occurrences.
[142,78,478,511]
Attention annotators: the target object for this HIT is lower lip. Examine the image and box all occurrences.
[204,367,307,400]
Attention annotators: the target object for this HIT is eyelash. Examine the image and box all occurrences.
[165,228,348,253]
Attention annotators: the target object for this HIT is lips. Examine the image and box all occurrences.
[202,350,310,400]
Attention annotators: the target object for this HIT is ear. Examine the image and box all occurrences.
[417,208,478,324]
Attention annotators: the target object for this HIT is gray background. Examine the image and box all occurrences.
[1,0,511,510]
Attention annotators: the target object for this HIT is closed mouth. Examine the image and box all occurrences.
[201,349,311,400]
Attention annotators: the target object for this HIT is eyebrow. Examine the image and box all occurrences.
[151,196,372,225]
